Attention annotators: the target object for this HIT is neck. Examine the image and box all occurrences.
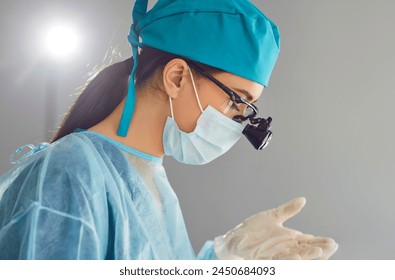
[89,92,169,157]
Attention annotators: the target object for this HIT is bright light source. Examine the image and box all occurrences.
[44,24,79,59]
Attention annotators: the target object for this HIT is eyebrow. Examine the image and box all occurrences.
[231,87,255,102]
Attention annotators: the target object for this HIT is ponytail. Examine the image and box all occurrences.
[51,58,133,142]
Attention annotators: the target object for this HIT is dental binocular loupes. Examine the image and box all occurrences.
[236,115,273,150]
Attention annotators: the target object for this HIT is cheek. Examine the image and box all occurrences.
[170,88,203,133]
[198,84,228,111]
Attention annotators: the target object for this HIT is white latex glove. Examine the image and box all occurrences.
[213,197,338,260]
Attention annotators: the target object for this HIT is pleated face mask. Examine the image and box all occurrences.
[162,70,244,165]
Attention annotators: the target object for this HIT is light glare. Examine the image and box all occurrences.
[44,24,79,58]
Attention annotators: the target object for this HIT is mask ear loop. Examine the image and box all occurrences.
[188,68,204,113]
[169,97,175,119]
[168,68,203,120]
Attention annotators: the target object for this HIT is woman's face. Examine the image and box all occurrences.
[170,68,264,133]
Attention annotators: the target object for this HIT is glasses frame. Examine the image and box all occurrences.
[186,61,259,123]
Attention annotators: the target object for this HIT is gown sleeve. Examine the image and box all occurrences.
[0,137,109,259]
[196,240,218,260]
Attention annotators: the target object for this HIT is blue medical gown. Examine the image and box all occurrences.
[0,130,216,259]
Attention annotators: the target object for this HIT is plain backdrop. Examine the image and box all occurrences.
[1,0,394,259]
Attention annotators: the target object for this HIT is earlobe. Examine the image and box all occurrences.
[162,59,190,99]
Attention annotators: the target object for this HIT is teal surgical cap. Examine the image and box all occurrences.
[118,0,280,136]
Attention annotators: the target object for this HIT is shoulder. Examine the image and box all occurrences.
[48,132,102,165]
[40,132,115,190]
[41,131,127,174]
[4,132,114,205]
[0,133,110,226]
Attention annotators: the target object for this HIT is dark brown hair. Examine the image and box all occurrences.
[51,46,221,142]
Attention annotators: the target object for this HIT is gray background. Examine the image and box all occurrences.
[1,0,394,259]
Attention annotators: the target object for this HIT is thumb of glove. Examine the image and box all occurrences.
[271,197,307,225]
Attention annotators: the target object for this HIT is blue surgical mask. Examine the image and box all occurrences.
[162,69,245,165]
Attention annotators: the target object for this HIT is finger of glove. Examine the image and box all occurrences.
[249,236,299,259]
[300,246,323,260]
[250,235,298,252]
[318,239,339,260]
[272,197,306,224]
[297,235,335,246]
[297,237,338,259]
[253,239,299,259]
[301,236,337,248]
[272,252,302,260]
[252,240,295,260]
[263,240,321,260]
[271,235,333,260]
[274,240,322,260]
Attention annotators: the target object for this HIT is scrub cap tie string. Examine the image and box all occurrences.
[117,0,148,137]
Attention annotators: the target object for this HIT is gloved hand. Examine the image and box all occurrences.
[213,197,338,260]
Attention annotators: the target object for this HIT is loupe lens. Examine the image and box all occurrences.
[242,117,273,150]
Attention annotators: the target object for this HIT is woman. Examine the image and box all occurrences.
[0,0,338,259]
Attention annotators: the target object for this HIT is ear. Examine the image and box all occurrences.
[162,58,190,99]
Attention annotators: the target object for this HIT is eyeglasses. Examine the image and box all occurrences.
[187,61,258,123]
[186,60,273,150]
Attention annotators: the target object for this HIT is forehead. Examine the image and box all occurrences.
[212,72,264,102]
